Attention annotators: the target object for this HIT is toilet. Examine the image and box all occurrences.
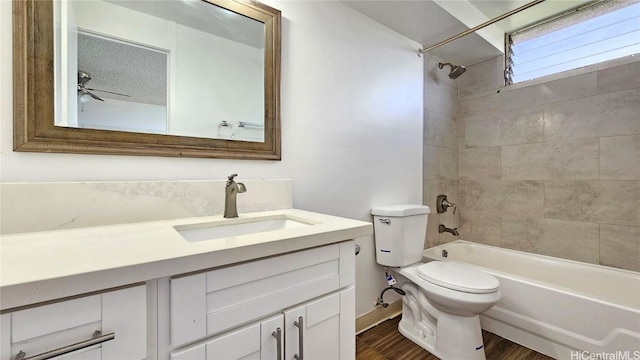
[371,204,501,360]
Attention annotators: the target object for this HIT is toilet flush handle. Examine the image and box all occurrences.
[379,218,391,224]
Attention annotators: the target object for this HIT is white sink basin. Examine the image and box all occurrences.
[174,216,312,242]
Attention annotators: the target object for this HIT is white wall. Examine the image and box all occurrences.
[78,98,167,134]
[172,23,264,141]
[0,0,423,317]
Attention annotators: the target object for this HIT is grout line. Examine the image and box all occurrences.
[597,223,601,266]
[598,137,601,181]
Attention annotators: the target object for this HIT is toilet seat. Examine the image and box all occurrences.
[417,262,499,294]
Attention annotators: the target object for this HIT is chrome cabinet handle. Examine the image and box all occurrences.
[271,327,282,360]
[293,316,304,360]
[13,331,115,360]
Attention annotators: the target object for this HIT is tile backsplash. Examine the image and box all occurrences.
[1,180,292,234]
[457,56,640,272]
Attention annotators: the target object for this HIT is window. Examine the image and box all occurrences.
[505,0,640,84]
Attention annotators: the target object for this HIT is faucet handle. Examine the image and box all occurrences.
[436,194,457,214]
[226,173,238,186]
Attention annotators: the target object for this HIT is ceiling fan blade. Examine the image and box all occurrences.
[86,87,131,97]
[86,90,105,102]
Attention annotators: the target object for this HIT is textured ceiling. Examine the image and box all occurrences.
[78,32,168,105]
[106,0,264,49]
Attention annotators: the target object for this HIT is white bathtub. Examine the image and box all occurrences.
[422,240,640,359]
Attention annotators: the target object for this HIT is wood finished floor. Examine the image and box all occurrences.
[356,316,553,360]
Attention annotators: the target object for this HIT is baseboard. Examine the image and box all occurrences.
[356,300,402,334]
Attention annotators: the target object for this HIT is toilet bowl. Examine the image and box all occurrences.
[396,262,501,359]
[371,205,501,360]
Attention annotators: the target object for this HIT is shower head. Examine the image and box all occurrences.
[438,62,467,79]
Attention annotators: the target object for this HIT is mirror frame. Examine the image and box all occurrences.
[13,0,281,160]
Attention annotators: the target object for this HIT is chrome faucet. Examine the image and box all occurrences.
[224,173,246,218]
[439,224,459,237]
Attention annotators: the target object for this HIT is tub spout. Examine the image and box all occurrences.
[439,224,459,237]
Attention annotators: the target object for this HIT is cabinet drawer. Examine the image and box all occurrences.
[1,285,146,360]
[171,242,354,347]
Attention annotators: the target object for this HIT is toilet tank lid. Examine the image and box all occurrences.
[371,205,430,216]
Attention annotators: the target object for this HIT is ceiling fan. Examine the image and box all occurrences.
[77,70,130,102]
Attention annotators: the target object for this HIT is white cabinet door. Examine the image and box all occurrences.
[102,285,147,359]
[283,288,354,360]
[205,323,261,360]
[260,315,284,360]
[1,285,146,360]
[170,314,283,360]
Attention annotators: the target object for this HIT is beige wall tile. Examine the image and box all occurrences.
[437,206,460,245]
[425,215,440,249]
[458,116,466,151]
[459,180,502,212]
[502,181,544,217]
[463,107,543,148]
[458,94,499,118]
[498,72,596,112]
[502,139,599,180]
[597,60,640,94]
[424,53,461,87]
[423,146,458,180]
[501,216,599,263]
[459,180,543,217]
[545,181,640,227]
[423,180,458,210]
[459,147,501,180]
[425,82,458,118]
[599,224,640,272]
[459,56,503,98]
[424,111,457,149]
[600,135,640,180]
[544,89,640,141]
[424,53,458,119]
[423,180,458,247]
[458,210,501,246]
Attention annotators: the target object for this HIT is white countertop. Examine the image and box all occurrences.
[0,209,372,311]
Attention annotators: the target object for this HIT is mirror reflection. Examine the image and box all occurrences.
[54,0,266,142]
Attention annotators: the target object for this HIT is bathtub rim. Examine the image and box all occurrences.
[422,240,640,313]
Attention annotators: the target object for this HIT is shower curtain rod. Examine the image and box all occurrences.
[417,0,546,56]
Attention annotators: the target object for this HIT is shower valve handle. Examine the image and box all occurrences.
[436,195,457,214]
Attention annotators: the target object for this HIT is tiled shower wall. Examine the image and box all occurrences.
[457,56,640,272]
[423,54,460,248]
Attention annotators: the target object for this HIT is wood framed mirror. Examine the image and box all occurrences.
[13,0,281,160]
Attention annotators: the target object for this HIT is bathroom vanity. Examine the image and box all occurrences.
[0,209,372,360]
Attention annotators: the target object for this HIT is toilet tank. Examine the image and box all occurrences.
[371,205,430,267]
